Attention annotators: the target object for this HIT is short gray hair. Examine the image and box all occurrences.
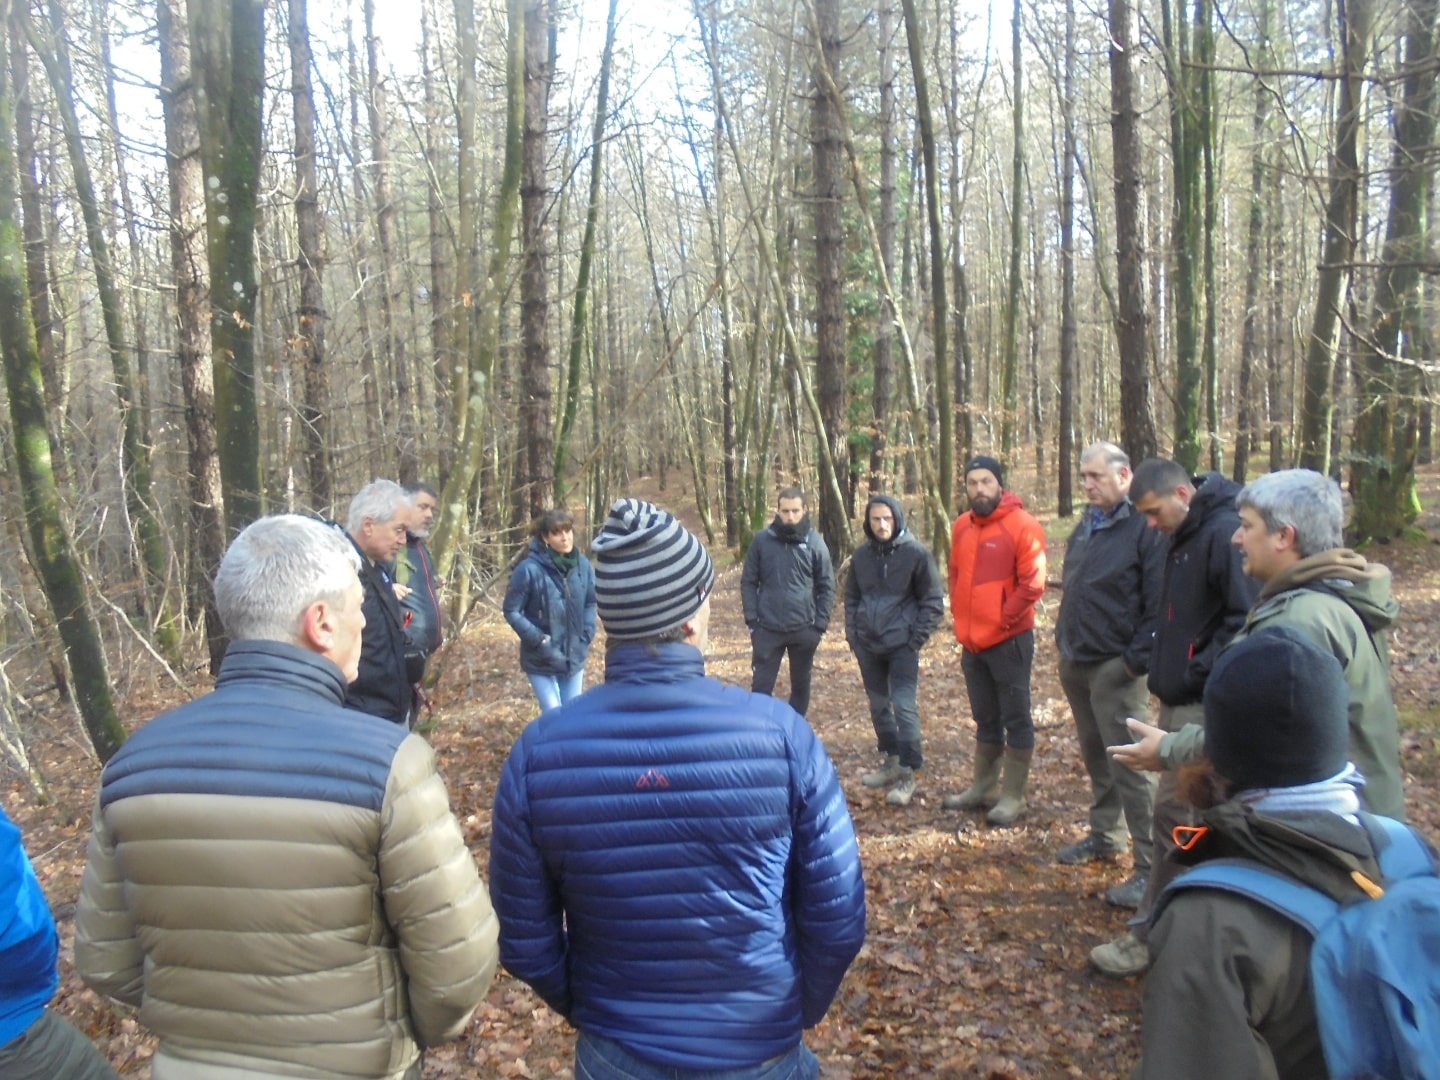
[1081,441,1130,471]
[214,515,360,642]
[347,479,410,535]
[1235,469,1343,556]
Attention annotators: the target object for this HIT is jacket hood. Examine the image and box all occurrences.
[1181,800,1379,902]
[863,494,907,542]
[1173,472,1242,542]
[1260,548,1399,630]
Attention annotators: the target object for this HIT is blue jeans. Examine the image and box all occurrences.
[528,669,585,712]
[575,1031,819,1080]
[853,644,923,770]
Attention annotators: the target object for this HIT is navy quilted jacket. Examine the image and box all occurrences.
[488,642,867,1071]
[503,540,597,677]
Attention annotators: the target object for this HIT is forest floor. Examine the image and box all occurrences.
[7,467,1440,1079]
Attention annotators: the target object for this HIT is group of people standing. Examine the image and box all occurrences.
[1,444,1417,1080]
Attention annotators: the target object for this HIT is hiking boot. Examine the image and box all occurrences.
[942,743,1004,810]
[885,768,918,806]
[1056,836,1122,865]
[1090,931,1151,977]
[986,748,1032,826]
[861,754,904,789]
[1105,873,1148,909]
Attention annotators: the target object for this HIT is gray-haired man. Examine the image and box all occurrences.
[76,515,497,1079]
[345,480,421,724]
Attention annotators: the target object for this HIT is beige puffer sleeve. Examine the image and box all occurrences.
[74,792,145,1007]
[380,734,499,1048]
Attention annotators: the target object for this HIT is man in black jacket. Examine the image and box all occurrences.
[1054,444,1165,892]
[741,486,835,717]
[344,480,419,726]
[1090,458,1259,976]
[845,494,945,807]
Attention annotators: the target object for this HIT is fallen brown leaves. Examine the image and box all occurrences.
[7,484,1440,1078]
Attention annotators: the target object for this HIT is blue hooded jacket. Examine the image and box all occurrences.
[0,804,59,1047]
[488,642,867,1070]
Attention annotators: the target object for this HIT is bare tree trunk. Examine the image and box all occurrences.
[1299,0,1370,473]
[517,0,555,520]
[901,0,950,510]
[159,0,226,671]
[1108,0,1158,459]
[364,0,416,483]
[800,0,950,559]
[871,0,896,495]
[1058,0,1077,516]
[555,0,617,504]
[430,0,524,583]
[999,0,1022,458]
[1234,0,1273,485]
[28,0,178,659]
[421,0,452,478]
[344,24,383,478]
[0,2,125,760]
[289,0,332,510]
[811,0,849,553]
[189,0,265,528]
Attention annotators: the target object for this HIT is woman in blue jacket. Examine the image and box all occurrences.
[504,508,597,711]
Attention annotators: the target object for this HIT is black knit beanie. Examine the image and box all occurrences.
[1203,625,1350,791]
[964,454,1004,488]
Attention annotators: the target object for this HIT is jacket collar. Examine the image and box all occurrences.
[603,641,706,683]
[215,640,350,706]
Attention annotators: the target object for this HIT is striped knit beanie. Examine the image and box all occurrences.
[591,498,715,640]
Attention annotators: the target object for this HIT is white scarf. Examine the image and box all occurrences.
[1238,762,1365,825]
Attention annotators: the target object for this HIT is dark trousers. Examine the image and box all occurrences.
[960,630,1036,750]
[750,627,822,716]
[0,1010,119,1080]
[853,644,923,770]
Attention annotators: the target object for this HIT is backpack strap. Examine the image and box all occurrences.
[1159,858,1338,936]
[1360,813,1437,880]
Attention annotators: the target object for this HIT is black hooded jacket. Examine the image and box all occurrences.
[1147,472,1261,705]
[843,495,944,654]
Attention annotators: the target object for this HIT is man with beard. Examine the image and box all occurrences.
[741,486,836,717]
[846,494,946,807]
[396,481,443,660]
[943,456,1048,826]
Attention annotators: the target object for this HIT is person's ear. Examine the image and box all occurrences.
[298,599,333,653]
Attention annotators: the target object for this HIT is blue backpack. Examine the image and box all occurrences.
[1161,815,1440,1080]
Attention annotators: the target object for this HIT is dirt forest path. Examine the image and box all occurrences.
[8,470,1440,1078]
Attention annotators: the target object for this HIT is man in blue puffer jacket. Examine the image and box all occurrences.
[0,804,118,1079]
[490,498,867,1080]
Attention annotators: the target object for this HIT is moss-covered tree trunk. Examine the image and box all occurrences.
[1350,0,1437,541]
[28,1,180,661]
[188,0,265,529]
[0,4,125,761]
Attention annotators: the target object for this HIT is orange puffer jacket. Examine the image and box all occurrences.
[950,491,1047,652]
